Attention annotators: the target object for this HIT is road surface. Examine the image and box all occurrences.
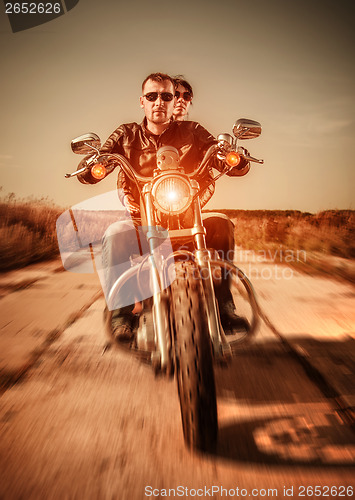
[0,255,354,499]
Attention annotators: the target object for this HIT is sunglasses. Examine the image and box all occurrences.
[175,91,192,101]
[143,92,174,102]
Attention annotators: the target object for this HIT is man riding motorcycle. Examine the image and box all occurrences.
[77,72,250,340]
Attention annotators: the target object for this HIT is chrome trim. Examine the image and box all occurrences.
[167,226,206,240]
[194,249,228,358]
[233,119,262,140]
[107,263,143,310]
[71,133,101,154]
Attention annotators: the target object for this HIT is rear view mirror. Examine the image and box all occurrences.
[233,119,262,140]
[71,133,101,154]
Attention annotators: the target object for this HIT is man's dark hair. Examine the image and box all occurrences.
[141,73,174,92]
[173,75,194,98]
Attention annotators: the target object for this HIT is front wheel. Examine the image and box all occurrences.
[171,261,217,451]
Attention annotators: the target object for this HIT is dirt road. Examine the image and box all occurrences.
[0,257,354,499]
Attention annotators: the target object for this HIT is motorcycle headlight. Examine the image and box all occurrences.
[152,175,193,215]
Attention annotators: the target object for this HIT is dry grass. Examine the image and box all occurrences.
[1,193,354,284]
[0,194,63,271]
[206,209,355,283]
[218,209,355,259]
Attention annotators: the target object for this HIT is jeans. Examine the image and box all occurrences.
[101,212,235,312]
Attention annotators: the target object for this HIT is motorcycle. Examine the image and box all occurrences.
[63,118,263,451]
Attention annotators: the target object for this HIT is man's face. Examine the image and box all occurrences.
[140,79,175,126]
[173,83,192,120]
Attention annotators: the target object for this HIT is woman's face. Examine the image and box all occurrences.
[173,83,192,121]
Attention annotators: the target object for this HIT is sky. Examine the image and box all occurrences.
[0,0,354,213]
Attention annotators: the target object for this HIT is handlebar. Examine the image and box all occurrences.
[65,166,88,178]
[237,146,264,164]
[65,143,263,181]
[242,154,264,164]
[99,148,221,182]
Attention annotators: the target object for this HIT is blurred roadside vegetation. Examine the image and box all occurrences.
[0,192,62,271]
[214,209,355,259]
[208,209,355,283]
[0,192,354,283]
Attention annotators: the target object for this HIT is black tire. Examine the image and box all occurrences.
[171,261,218,451]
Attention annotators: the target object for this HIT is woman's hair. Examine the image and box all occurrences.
[172,75,193,97]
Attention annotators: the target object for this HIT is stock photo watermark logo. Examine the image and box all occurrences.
[234,247,307,281]
[56,190,175,311]
[4,0,80,33]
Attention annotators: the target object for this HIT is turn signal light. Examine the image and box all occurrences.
[91,164,107,180]
[225,151,241,167]
[226,151,240,167]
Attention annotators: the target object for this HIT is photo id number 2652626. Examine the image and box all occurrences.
[5,2,62,14]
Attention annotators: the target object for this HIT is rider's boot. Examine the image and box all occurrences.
[219,298,250,333]
[216,277,250,333]
[111,304,135,342]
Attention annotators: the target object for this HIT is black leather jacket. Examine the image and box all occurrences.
[78,118,249,208]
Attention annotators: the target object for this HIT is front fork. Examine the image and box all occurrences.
[144,193,172,372]
[192,199,232,360]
